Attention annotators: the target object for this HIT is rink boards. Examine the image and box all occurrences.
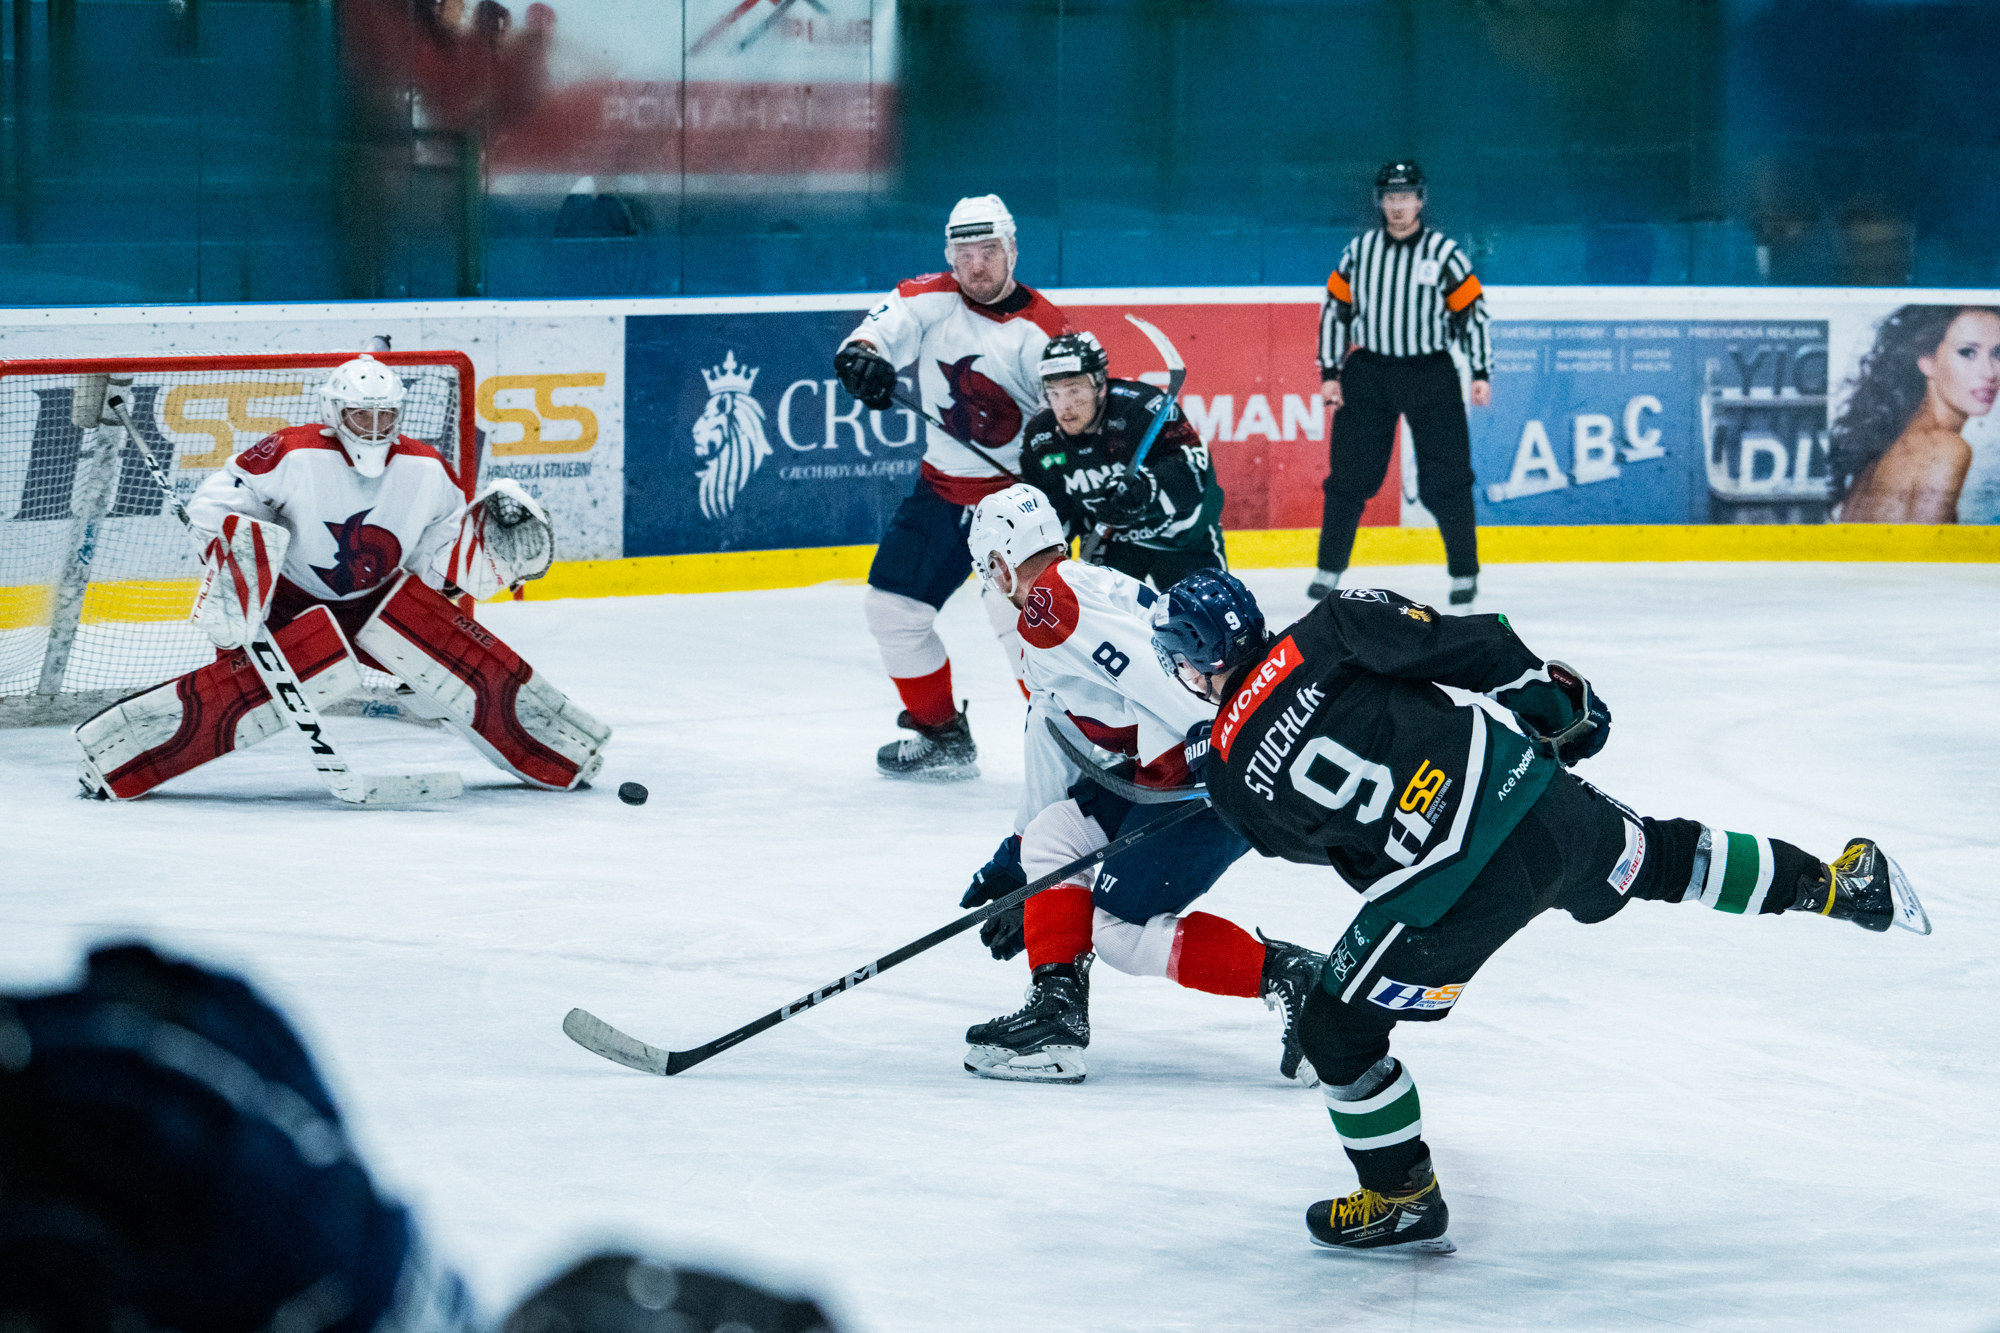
[2,286,1995,599]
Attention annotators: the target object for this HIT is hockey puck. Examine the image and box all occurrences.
[617,782,648,806]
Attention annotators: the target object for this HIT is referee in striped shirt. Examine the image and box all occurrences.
[1312,160,1492,606]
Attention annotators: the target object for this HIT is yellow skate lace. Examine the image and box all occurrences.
[1334,1175,1436,1228]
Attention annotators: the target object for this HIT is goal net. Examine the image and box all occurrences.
[0,351,479,726]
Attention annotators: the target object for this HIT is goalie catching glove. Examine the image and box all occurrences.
[431,478,554,601]
[1495,661,1611,766]
[190,515,290,650]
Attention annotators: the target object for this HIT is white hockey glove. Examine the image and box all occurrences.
[433,479,555,600]
[189,514,290,650]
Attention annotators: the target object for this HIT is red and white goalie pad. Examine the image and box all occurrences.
[426,479,554,601]
[189,514,290,650]
[74,605,361,800]
[355,574,608,790]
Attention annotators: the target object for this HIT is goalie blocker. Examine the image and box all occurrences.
[77,576,607,799]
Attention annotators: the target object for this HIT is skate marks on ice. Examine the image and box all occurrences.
[4,566,1999,1333]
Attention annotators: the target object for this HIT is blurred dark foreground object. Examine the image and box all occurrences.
[0,942,474,1333]
[0,944,843,1333]
[502,1253,839,1333]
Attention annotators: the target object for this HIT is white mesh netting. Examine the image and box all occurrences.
[1,357,472,721]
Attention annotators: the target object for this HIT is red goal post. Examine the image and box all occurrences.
[0,350,482,726]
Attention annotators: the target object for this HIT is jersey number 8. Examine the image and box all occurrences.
[1092,640,1130,678]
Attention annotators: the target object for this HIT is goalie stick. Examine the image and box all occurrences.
[1043,717,1204,804]
[563,796,1210,1076]
[95,374,462,806]
[1081,314,1188,564]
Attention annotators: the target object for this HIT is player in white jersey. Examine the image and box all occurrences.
[834,195,1069,781]
[952,483,1327,1084]
[74,354,610,800]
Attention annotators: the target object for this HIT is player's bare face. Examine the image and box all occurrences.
[1380,191,1423,238]
[1045,375,1105,435]
[951,238,1015,305]
[983,552,1020,603]
[1918,311,2000,421]
[1176,661,1228,705]
[341,406,400,442]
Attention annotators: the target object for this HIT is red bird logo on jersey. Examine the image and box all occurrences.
[936,355,1022,448]
[312,510,403,596]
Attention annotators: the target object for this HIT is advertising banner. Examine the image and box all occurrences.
[623,308,918,557]
[0,308,625,563]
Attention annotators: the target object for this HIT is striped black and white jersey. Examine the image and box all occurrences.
[1317,228,1491,379]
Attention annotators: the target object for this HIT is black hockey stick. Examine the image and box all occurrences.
[1044,718,1204,805]
[1080,315,1187,564]
[563,797,1210,1076]
[889,386,1021,483]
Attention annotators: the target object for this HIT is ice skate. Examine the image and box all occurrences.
[1447,575,1477,608]
[876,703,978,781]
[1257,929,1325,1085]
[1306,569,1342,601]
[964,958,1090,1083]
[1306,1157,1454,1254]
[1796,838,1930,935]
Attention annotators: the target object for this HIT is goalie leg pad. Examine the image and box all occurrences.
[75,606,361,800]
[355,574,609,791]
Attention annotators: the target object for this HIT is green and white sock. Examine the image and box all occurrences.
[1686,826,1780,915]
[1325,1060,1423,1153]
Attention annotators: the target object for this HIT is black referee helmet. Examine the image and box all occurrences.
[1375,160,1426,202]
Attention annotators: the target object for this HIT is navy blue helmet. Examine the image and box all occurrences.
[1150,570,1268,687]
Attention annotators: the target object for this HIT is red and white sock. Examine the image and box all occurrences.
[1025,885,1095,970]
[891,661,956,729]
[1167,912,1265,997]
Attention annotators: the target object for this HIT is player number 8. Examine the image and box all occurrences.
[1092,641,1130,678]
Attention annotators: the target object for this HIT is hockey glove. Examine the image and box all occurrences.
[1496,661,1611,766]
[834,342,898,411]
[1098,468,1159,525]
[963,835,1028,961]
[1182,718,1215,787]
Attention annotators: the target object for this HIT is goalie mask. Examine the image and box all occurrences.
[321,354,407,478]
[968,483,1066,595]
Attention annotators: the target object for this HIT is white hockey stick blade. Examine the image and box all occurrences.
[563,1007,669,1075]
[327,770,465,806]
[1885,855,1932,935]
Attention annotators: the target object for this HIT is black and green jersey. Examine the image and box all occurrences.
[1020,378,1224,552]
[1203,588,1560,928]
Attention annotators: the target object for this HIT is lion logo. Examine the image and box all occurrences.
[692,350,770,521]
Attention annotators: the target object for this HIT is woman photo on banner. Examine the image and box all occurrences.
[1830,304,2000,523]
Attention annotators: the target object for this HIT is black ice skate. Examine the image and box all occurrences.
[876,704,978,781]
[964,957,1090,1083]
[1447,575,1477,607]
[1306,1157,1454,1254]
[1794,838,1931,935]
[1257,929,1326,1085]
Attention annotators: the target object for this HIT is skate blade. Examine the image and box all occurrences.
[1885,856,1932,935]
[1309,1233,1456,1255]
[879,761,980,783]
[964,1044,1086,1084]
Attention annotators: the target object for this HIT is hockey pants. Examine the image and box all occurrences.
[1300,771,1821,1190]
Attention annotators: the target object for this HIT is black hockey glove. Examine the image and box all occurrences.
[1096,468,1159,525]
[1496,661,1611,766]
[1182,718,1214,787]
[833,342,898,411]
[962,834,1028,961]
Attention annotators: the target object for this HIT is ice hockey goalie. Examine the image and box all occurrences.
[74,354,608,800]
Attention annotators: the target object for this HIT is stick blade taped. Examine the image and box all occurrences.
[327,771,464,805]
[564,1007,670,1075]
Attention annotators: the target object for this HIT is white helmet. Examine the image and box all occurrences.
[969,483,1066,593]
[320,354,407,478]
[944,194,1016,257]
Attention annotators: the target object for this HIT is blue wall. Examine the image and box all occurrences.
[1,0,1995,306]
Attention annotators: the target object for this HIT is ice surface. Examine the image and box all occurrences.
[3,562,1997,1332]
